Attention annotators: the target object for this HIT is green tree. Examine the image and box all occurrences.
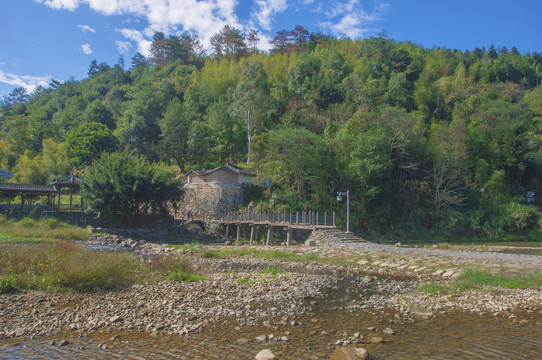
[229,61,269,164]
[245,29,260,55]
[11,139,70,184]
[150,32,167,66]
[256,128,324,199]
[82,151,183,223]
[83,100,115,130]
[65,122,118,169]
[156,98,191,171]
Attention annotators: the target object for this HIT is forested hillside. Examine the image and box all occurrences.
[2,27,542,241]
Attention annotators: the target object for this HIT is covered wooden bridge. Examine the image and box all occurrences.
[0,174,84,212]
[213,210,337,246]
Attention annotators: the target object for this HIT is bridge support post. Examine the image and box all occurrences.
[236,224,241,242]
[266,226,273,246]
[225,225,229,239]
[250,225,256,245]
[286,227,293,246]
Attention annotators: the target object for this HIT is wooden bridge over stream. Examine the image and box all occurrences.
[211,210,337,246]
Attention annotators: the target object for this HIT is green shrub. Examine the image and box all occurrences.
[528,228,542,242]
[261,265,284,277]
[0,275,17,293]
[167,270,207,282]
[20,217,36,228]
[505,202,540,234]
[200,249,223,258]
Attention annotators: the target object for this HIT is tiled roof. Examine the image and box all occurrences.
[50,174,81,187]
[0,183,57,193]
[0,170,13,179]
[186,163,254,177]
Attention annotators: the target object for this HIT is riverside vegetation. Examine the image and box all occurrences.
[1,218,540,297]
[2,27,542,241]
[0,218,541,359]
[0,217,205,293]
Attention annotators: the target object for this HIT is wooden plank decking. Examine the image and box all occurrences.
[212,210,337,245]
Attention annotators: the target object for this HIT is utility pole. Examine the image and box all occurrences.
[337,190,350,234]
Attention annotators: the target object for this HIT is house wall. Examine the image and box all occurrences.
[189,169,239,184]
[181,184,243,220]
[238,173,254,185]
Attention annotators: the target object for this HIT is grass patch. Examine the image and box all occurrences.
[456,268,542,289]
[448,241,542,248]
[0,216,90,243]
[189,246,355,267]
[251,249,320,262]
[418,267,542,295]
[200,249,225,258]
[167,270,207,282]
[0,242,138,292]
[0,243,207,293]
[260,265,285,277]
[417,282,457,295]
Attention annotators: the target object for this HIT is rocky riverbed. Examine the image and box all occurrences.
[1,232,542,357]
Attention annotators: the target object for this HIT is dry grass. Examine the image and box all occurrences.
[0,242,138,292]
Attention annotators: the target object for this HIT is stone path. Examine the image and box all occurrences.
[253,230,542,279]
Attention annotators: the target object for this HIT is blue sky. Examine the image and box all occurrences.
[1,0,541,97]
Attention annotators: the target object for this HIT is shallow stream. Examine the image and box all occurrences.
[1,274,541,359]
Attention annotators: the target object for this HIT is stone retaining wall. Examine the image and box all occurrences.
[181,184,244,220]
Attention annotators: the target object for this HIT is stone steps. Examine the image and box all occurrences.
[317,229,366,244]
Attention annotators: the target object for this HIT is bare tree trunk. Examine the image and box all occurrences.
[247,108,253,164]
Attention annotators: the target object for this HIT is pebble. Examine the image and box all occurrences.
[1,238,541,341]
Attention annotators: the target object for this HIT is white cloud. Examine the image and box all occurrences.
[81,43,92,54]
[0,70,51,93]
[251,0,288,30]
[318,1,389,39]
[117,28,151,56]
[37,0,244,46]
[78,24,96,33]
[324,0,358,18]
[35,0,80,11]
[257,33,274,52]
[116,40,132,53]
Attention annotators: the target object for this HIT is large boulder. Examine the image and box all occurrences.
[332,347,369,360]
[255,349,277,360]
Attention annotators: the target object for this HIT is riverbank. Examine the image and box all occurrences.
[1,236,541,342]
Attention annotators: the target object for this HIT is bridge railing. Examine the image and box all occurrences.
[221,210,336,227]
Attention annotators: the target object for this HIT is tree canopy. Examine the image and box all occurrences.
[2,26,542,240]
[82,151,183,222]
